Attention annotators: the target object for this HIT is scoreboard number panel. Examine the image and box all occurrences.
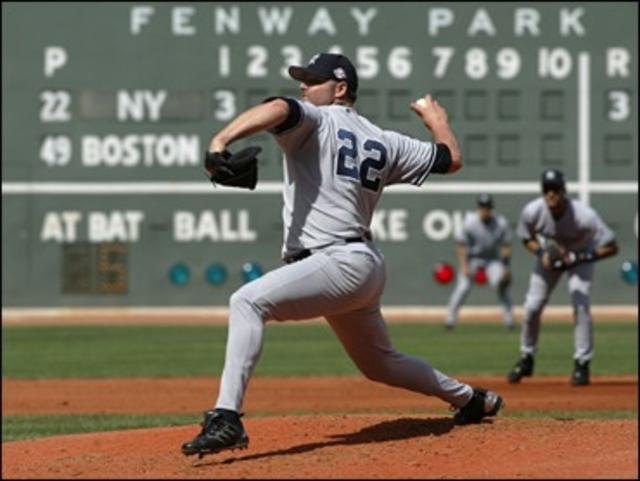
[62,242,128,295]
[2,3,637,307]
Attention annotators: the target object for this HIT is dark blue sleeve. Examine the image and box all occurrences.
[430,143,452,174]
[263,96,303,135]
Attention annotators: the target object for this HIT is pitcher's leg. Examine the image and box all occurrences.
[216,248,381,411]
[326,308,473,408]
[215,288,267,411]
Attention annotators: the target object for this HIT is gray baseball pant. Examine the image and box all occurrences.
[446,259,514,326]
[520,261,595,363]
[215,242,473,412]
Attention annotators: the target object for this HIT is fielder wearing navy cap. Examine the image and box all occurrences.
[477,193,494,208]
[288,53,359,102]
[541,168,566,192]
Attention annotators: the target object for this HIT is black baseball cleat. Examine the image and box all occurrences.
[181,409,249,458]
[453,387,504,425]
[571,360,590,386]
[507,354,534,383]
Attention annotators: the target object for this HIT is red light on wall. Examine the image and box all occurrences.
[474,267,487,285]
[433,262,455,284]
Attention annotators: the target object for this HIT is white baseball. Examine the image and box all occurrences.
[416,98,428,108]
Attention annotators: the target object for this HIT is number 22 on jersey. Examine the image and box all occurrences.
[336,128,387,192]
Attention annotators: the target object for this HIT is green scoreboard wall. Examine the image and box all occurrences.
[2,2,638,307]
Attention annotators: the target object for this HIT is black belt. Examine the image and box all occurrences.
[286,233,372,264]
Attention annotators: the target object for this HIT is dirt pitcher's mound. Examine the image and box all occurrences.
[2,415,637,479]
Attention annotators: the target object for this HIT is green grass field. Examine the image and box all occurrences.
[2,322,637,441]
[2,322,638,378]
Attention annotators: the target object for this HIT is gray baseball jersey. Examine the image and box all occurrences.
[517,197,615,363]
[455,212,512,260]
[270,98,438,258]
[447,212,514,328]
[214,97,476,415]
[516,197,615,251]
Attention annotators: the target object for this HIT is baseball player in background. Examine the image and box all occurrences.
[182,52,504,459]
[444,194,514,331]
[507,169,618,386]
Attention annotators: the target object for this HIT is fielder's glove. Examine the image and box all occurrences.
[204,146,261,190]
[555,249,597,270]
[498,269,512,288]
[542,244,597,271]
[545,243,567,271]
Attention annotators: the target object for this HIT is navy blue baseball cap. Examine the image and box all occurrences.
[541,169,566,191]
[477,193,494,208]
[288,53,358,99]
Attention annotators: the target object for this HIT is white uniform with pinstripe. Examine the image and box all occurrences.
[215,98,474,412]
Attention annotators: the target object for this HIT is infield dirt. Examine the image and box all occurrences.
[2,375,638,478]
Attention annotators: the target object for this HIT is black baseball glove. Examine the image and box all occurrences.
[544,244,597,271]
[546,243,567,271]
[498,269,512,288]
[204,146,261,190]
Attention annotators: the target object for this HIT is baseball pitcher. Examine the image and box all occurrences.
[507,169,618,386]
[445,194,514,330]
[182,53,504,459]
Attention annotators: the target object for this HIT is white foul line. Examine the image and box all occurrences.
[578,52,591,205]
